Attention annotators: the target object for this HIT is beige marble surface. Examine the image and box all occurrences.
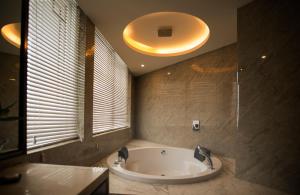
[96,140,289,195]
[0,163,108,195]
[27,128,132,167]
[134,44,237,158]
[237,1,300,194]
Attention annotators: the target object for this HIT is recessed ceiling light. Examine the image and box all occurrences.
[9,78,16,81]
[141,64,145,68]
[167,72,171,75]
[123,12,210,57]
[261,55,267,59]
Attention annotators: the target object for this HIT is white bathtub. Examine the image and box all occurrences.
[107,147,222,184]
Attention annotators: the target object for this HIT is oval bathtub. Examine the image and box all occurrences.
[107,147,222,184]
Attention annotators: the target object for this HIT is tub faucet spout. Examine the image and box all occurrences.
[118,146,129,163]
[195,145,214,170]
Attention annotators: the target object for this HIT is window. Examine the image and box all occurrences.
[26,0,84,149]
[93,29,129,134]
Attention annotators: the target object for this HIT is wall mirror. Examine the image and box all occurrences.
[0,0,27,159]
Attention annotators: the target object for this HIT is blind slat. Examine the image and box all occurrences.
[93,29,129,134]
[27,0,84,149]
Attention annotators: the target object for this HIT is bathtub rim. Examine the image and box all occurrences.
[107,146,222,184]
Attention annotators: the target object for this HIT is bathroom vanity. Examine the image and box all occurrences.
[0,163,109,195]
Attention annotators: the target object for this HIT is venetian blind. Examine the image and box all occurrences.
[26,0,85,149]
[93,29,128,133]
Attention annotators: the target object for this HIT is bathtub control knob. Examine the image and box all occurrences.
[161,150,166,155]
[192,120,200,131]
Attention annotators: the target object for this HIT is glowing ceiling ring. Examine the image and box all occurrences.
[123,12,210,57]
[1,23,21,48]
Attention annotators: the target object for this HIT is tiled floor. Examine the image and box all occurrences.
[96,140,289,195]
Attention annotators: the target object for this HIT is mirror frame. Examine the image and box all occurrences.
[0,0,28,160]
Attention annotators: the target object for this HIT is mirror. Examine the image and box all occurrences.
[0,0,27,158]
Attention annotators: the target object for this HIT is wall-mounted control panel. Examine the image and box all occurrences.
[192,120,200,131]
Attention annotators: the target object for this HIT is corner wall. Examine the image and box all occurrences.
[236,0,300,194]
[135,44,237,157]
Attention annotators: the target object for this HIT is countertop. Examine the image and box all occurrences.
[0,163,108,195]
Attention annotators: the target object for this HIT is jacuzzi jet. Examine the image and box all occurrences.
[161,174,165,176]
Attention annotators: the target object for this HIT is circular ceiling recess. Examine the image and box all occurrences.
[123,12,210,57]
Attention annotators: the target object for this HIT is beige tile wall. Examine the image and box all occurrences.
[236,1,300,194]
[135,44,237,157]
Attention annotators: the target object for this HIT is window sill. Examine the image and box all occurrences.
[27,138,81,154]
[92,127,130,138]
[27,127,130,154]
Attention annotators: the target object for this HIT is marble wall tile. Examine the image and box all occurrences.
[135,44,237,157]
[236,0,300,194]
[27,128,132,166]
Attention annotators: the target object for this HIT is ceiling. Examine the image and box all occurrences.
[0,0,21,55]
[79,0,252,76]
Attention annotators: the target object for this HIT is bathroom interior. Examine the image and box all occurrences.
[0,0,299,194]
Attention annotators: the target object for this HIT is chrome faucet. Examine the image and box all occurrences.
[118,146,129,162]
[195,145,214,170]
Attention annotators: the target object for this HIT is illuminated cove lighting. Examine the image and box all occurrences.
[1,23,21,48]
[123,12,210,57]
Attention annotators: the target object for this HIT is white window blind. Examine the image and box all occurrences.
[27,0,85,149]
[93,29,128,134]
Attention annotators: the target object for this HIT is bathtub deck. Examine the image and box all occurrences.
[95,139,289,195]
